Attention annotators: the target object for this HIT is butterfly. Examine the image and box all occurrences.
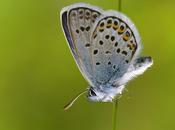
[60,3,153,110]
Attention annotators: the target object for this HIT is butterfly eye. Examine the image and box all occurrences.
[90,89,96,96]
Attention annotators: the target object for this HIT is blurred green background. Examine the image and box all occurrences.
[0,0,175,130]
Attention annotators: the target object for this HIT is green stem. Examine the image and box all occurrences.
[118,0,122,11]
[113,100,118,130]
[112,1,122,130]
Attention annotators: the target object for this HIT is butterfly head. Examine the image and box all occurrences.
[87,87,107,102]
[87,85,124,102]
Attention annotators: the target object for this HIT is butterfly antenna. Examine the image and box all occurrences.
[63,89,88,111]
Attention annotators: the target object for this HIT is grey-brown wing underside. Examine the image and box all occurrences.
[60,3,103,86]
[90,11,142,84]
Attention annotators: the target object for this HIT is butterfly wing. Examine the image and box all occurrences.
[60,3,103,86]
[90,11,142,84]
[115,56,153,86]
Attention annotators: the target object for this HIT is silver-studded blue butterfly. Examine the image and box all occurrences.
[60,3,153,110]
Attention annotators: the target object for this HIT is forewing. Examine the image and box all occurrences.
[90,11,141,84]
[60,3,103,86]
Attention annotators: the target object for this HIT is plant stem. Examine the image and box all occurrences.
[112,1,122,130]
[113,100,118,130]
[118,0,122,11]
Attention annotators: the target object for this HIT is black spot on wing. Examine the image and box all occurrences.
[114,42,118,47]
[108,61,111,65]
[96,62,100,65]
[93,50,98,55]
[99,40,103,45]
[76,29,79,33]
[113,65,116,69]
[122,51,127,56]
[116,48,120,53]
[85,43,90,47]
[86,26,90,31]
[107,19,112,24]
[80,26,85,31]
[99,29,104,32]
[105,51,111,54]
[100,22,104,27]
[111,36,115,41]
[93,34,97,39]
[105,35,110,39]
[85,10,90,16]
